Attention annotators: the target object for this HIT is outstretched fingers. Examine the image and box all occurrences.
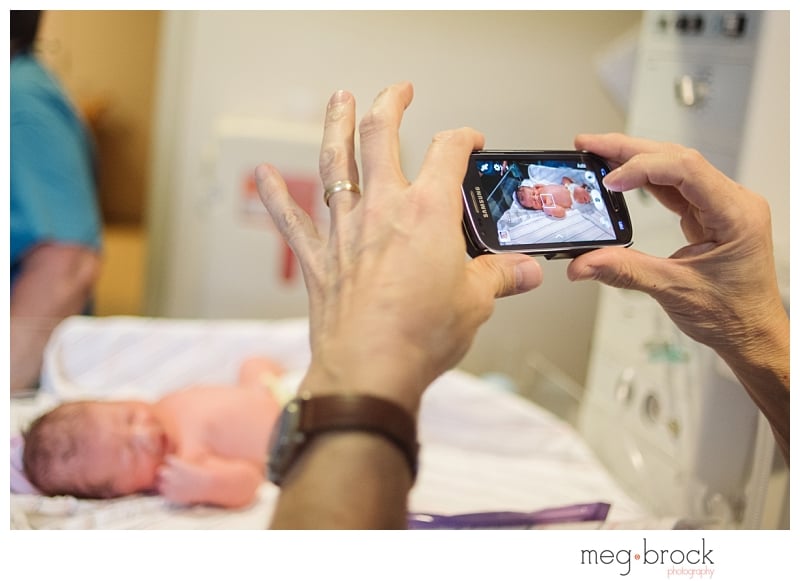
[358,82,414,194]
[319,90,361,219]
[415,127,485,219]
[254,163,324,286]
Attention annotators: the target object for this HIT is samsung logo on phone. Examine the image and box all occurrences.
[470,187,489,219]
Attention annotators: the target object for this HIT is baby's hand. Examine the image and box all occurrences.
[156,455,211,505]
[543,206,567,219]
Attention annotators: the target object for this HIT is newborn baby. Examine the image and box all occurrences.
[515,176,592,219]
[21,357,284,508]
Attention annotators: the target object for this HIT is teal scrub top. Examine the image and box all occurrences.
[10,53,102,285]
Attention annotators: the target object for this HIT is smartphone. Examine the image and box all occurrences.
[462,150,633,259]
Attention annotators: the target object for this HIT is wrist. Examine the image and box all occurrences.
[714,305,789,441]
[718,300,789,375]
[268,389,419,487]
[300,350,430,417]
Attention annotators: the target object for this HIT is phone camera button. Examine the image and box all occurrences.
[609,192,621,212]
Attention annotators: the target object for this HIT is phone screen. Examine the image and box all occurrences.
[462,151,632,258]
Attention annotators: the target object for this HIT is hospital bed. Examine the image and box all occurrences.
[11,315,687,530]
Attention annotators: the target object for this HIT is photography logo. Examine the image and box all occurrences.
[580,537,715,577]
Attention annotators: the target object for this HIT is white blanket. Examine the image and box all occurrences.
[10,315,664,529]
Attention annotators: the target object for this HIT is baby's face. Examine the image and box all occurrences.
[517,186,543,210]
[74,401,168,497]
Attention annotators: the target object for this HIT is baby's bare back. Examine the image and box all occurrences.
[155,385,280,464]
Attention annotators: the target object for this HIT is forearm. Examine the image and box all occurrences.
[172,456,264,508]
[196,459,263,509]
[10,244,100,394]
[716,310,790,463]
[10,317,59,396]
[269,432,413,529]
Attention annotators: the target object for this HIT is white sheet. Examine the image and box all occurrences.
[526,163,567,185]
[10,315,665,529]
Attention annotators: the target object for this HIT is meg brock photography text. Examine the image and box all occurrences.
[580,537,715,577]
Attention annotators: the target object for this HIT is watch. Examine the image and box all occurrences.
[267,391,419,486]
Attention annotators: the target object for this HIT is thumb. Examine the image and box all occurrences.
[468,253,544,299]
[567,247,675,296]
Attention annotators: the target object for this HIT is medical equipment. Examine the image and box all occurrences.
[580,10,789,529]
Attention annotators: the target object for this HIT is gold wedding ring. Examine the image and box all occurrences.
[323,179,361,206]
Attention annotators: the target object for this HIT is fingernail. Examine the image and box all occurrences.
[330,89,348,104]
[327,90,351,116]
[514,259,543,292]
[573,265,596,281]
[602,169,621,190]
[254,164,271,182]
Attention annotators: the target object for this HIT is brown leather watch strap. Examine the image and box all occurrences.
[299,394,419,481]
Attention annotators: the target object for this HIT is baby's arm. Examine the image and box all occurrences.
[543,205,567,219]
[157,454,263,509]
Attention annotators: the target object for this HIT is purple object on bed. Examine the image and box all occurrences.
[407,501,610,529]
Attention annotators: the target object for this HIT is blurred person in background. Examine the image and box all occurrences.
[10,10,103,396]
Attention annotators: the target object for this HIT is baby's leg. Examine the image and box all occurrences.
[572,186,591,204]
[238,357,285,390]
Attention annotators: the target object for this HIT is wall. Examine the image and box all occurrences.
[37,10,162,224]
[145,10,643,387]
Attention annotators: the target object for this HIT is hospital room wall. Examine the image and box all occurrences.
[145,10,643,388]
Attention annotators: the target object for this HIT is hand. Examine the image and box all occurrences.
[568,133,788,459]
[254,82,543,414]
[156,455,209,505]
[544,205,566,219]
[157,454,264,508]
[568,133,786,358]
